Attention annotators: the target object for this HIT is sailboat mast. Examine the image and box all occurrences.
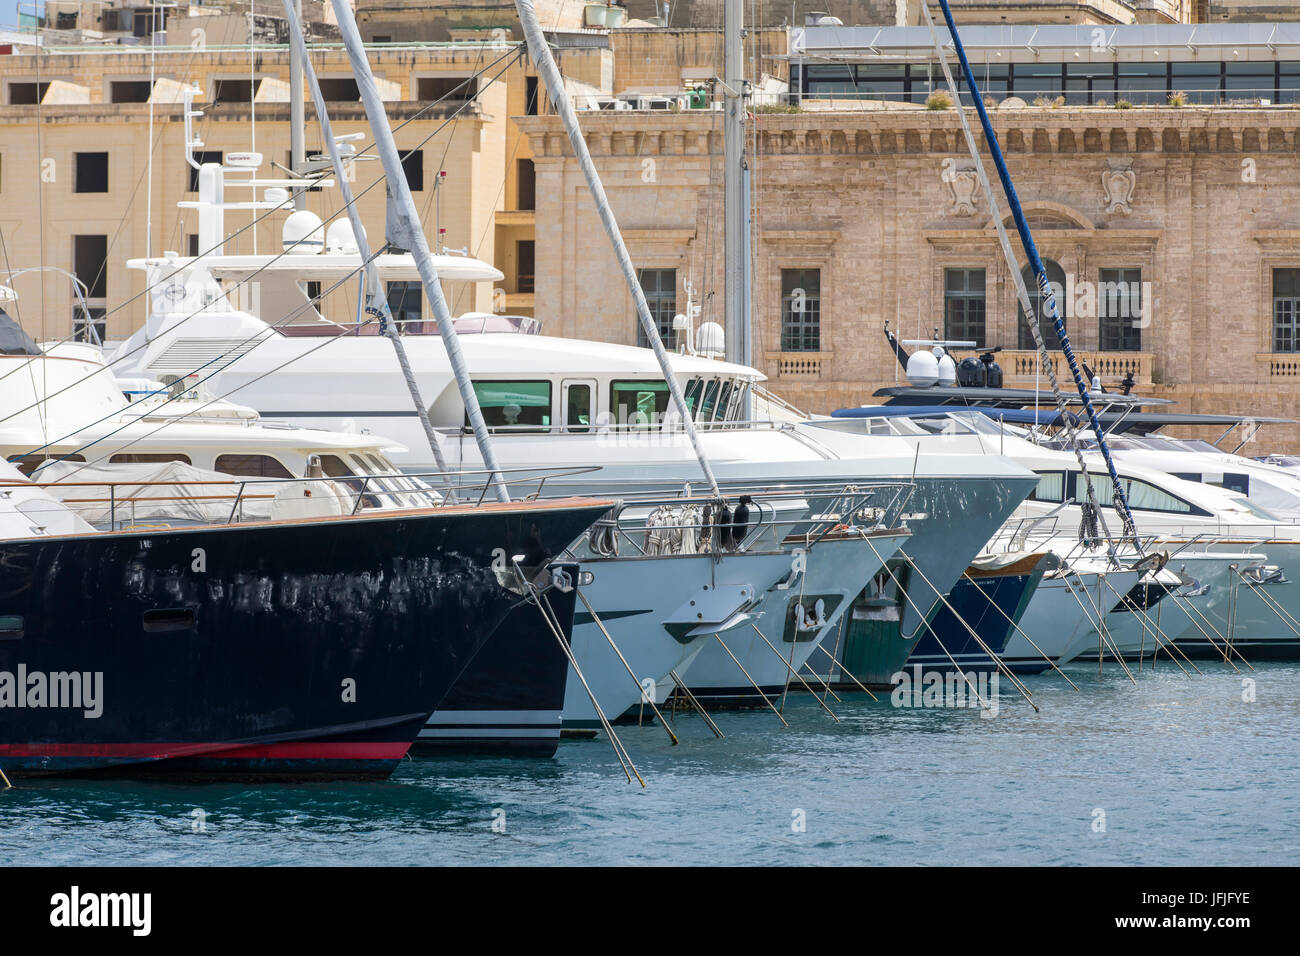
[723,0,750,375]
[513,0,721,497]
[290,0,306,211]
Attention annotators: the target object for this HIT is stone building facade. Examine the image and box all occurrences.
[520,104,1300,447]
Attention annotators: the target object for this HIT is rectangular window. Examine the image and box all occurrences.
[565,383,591,433]
[517,158,536,211]
[214,454,292,478]
[635,268,676,348]
[386,281,423,333]
[417,76,478,102]
[470,381,552,431]
[400,148,423,192]
[1225,61,1274,102]
[73,234,108,299]
[210,79,256,105]
[187,233,200,257]
[525,75,540,115]
[1170,61,1222,105]
[517,240,535,294]
[110,453,191,465]
[944,268,985,347]
[1029,472,1064,503]
[1098,268,1143,351]
[1064,63,1115,106]
[1117,63,1168,105]
[187,150,222,192]
[1013,62,1064,100]
[73,306,107,345]
[610,380,669,427]
[318,78,361,101]
[7,82,49,105]
[110,80,153,103]
[74,152,109,193]
[781,268,821,352]
[1274,268,1300,352]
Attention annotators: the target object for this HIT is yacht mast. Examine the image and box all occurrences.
[279,1,474,501]
[723,0,751,381]
[318,0,512,502]
[289,0,305,211]
[513,0,722,497]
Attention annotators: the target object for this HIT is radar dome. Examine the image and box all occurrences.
[695,321,725,357]
[906,348,939,387]
[282,210,325,255]
[325,219,364,255]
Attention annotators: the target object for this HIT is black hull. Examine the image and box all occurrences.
[413,568,580,758]
[0,500,608,780]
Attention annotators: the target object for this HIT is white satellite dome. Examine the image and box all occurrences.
[325,218,364,255]
[695,321,725,357]
[937,350,957,386]
[282,210,325,255]
[906,347,940,387]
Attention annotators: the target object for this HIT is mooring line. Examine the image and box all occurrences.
[864,541,994,716]
[576,588,678,746]
[712,632,789,727]
[960,570,1080,692]
[667,668,725,738]
[748,622,841,721]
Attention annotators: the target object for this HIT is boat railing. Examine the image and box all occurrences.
[1,465,608,531]
[582,480,915,560]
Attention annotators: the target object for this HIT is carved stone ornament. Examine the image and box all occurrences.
[945,166,983,217]
[1102,162,1136,216]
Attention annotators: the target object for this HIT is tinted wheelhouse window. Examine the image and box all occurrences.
[610,380,669,426]
[470,381,551,431]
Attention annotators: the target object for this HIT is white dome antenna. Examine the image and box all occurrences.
[282,210,325,255]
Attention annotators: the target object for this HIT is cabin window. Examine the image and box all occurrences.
[1029,471,1064,503]
[635,268,676,348]
[215,454,292,478]
[470,381,551,431]
[109,453,191,465]
[9,454,86,476]
[610,380,669,427]
[1098,268,1143,351]
[780,269,820,352]
[0,615,23,640]
[1273,269,1300,352]
[319,454,381,509]
[1071,472,1197,515]
[1017,260,1067,350]
[683,378,703,416]
[697,380,721,421]
[74,152,109,193]
[944,268,985,348]
[565,384,591,433]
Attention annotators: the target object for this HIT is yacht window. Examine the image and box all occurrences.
[0,615,22,640]
[697,380,721,422]
[1029,472,1065,503]
[1072,472,1196,514]
[683,378,703,416]
[10,454,86,476]
[470,380,551,431]
[610,380,669,427]
[1221,473,1250,495]
[713,381,734,423]
[319,454,381,509]
[109,453,190,465]
[215,455,292,478]
[565,384,591,433]
[1171,472,1202,482]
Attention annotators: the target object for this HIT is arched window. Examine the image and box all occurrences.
[1017,260,1068,350]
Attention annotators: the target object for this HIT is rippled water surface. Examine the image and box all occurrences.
[3,661,1295,866]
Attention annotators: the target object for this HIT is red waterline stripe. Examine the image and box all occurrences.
[0,742,411,760]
